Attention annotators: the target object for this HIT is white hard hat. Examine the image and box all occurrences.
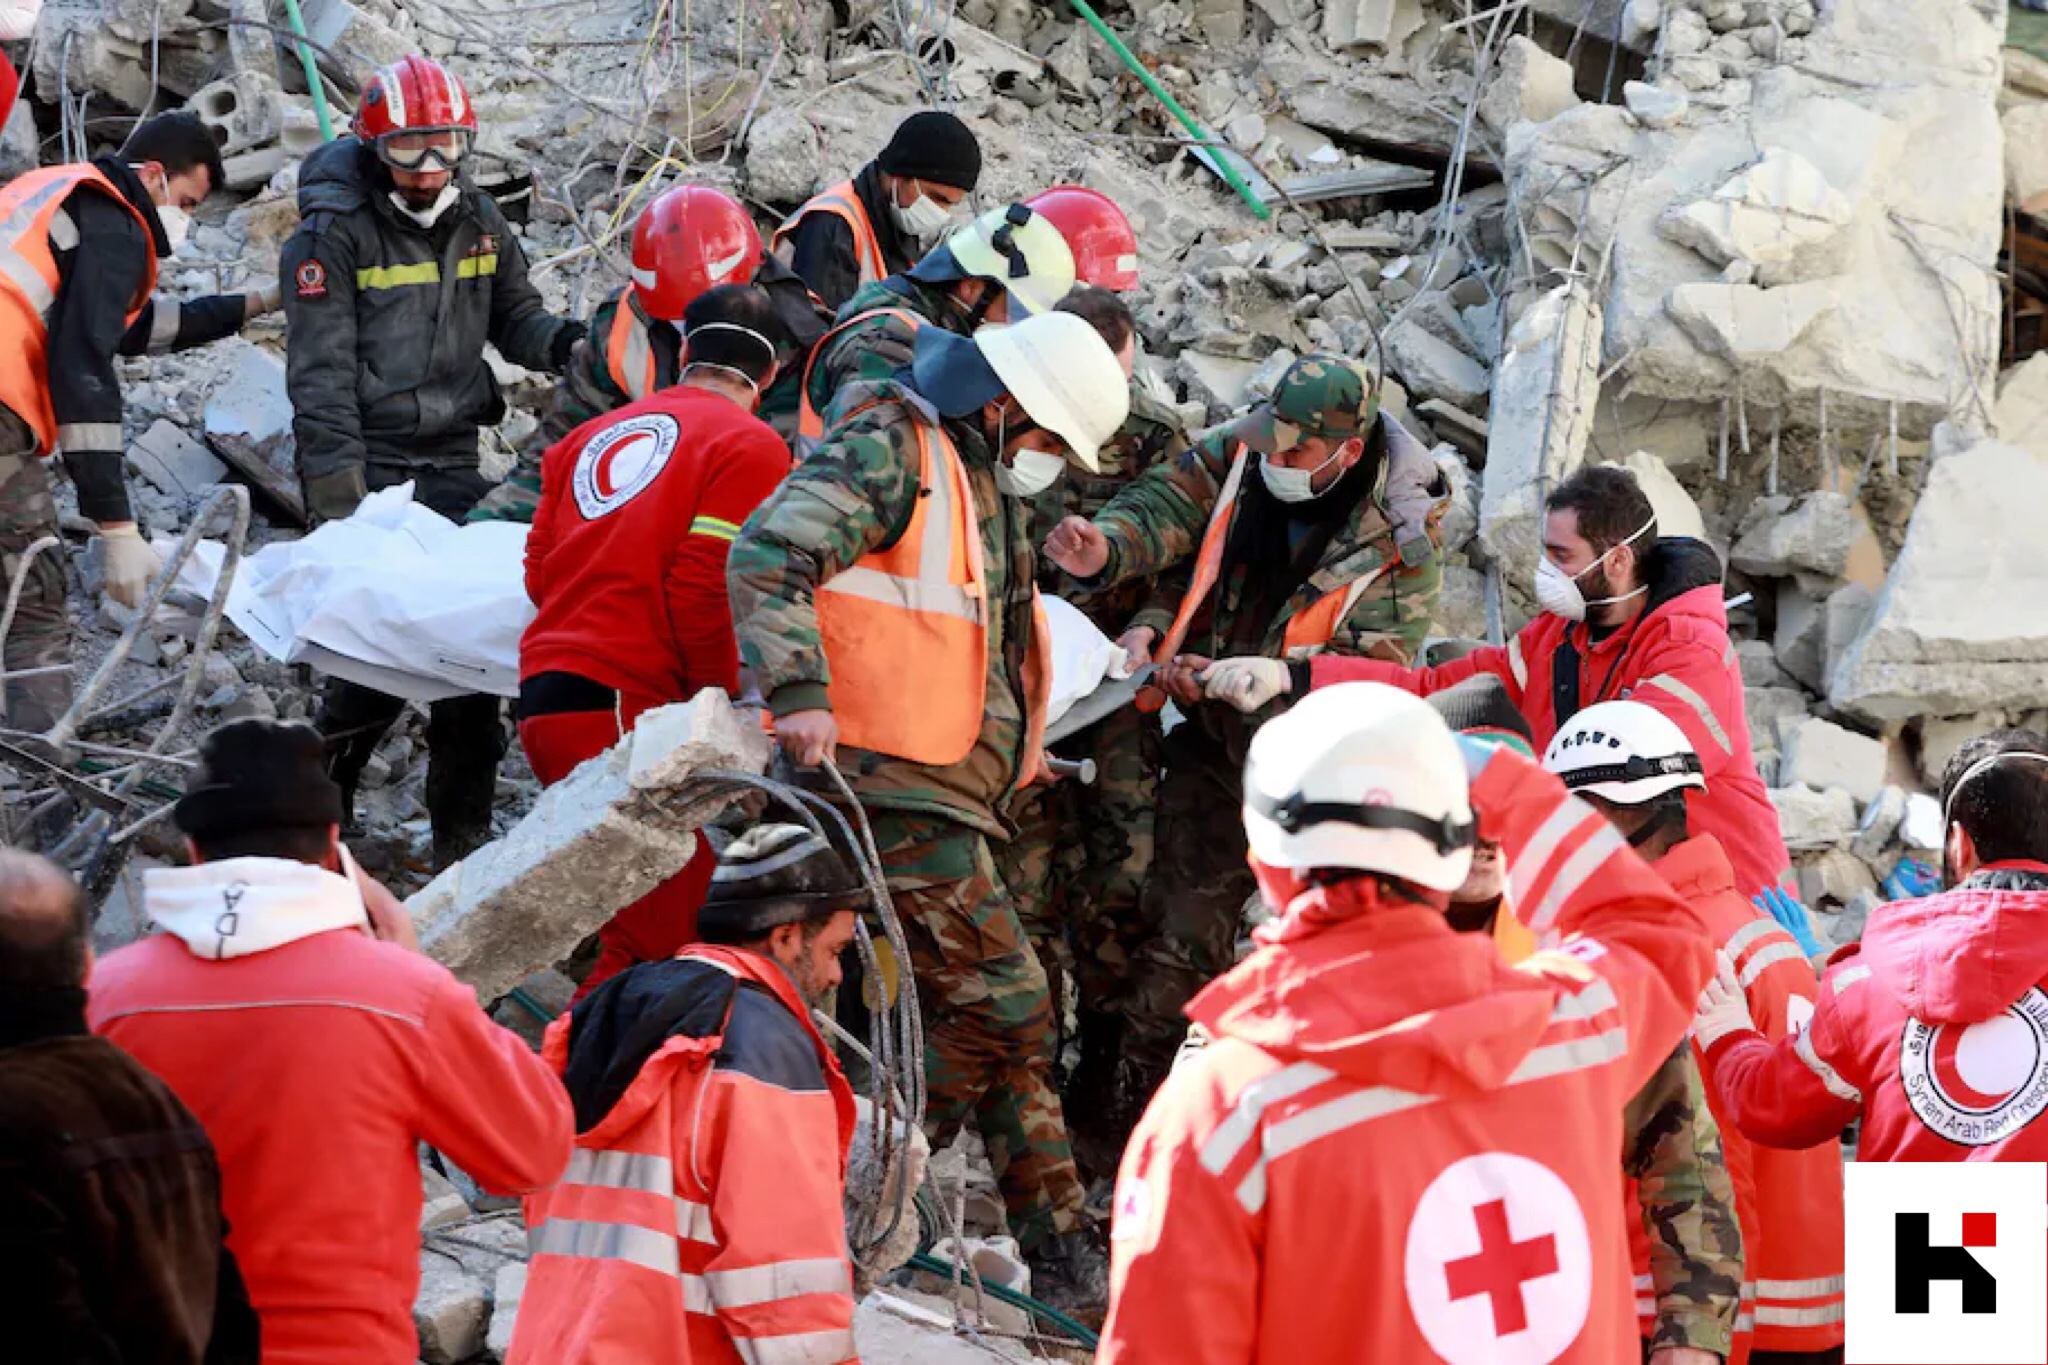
[932,203,1077,318]
[1544,700,1704,804]
[976,312,1131,473]
[1242,682,1476,892]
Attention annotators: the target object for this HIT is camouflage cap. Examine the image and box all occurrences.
[1225,354,1379,455]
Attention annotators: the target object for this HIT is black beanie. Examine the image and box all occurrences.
[175,719,345,842]
[875,111,982,192]
[1429,676,1536,757]
[699,823,861,940]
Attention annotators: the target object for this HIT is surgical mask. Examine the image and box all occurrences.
[389,183,461,228]
[890,181,957,241]
[1533,516,1655,621]
[156,205,190,255]
[996,448,1066,498]
[1257,445,1347,504]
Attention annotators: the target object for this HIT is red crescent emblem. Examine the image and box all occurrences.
[1934,1024,2015,1110]
[592,430,653,500]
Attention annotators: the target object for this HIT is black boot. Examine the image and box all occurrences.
[1064,1009,1127,1187]
[1024,1227,1111,1325]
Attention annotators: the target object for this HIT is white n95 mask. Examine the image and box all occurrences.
[1533,516,1655,622]
[995,448,1065,499]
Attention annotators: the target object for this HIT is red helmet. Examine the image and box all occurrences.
[353,56,477,171]
[630,185,764,321]
[1025,185,1139,292]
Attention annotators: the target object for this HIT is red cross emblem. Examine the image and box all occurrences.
[1443,1198,1560,1336]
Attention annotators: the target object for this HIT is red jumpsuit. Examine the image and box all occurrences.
[1100,745,1715,1364]
[519,384,789,997]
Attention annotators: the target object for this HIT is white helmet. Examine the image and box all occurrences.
[976,312,1130,473]
[1544,701,1704,804]
[915,202,1077,319]
[1242,682,1476,892]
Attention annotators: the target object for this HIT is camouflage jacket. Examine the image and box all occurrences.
[803,275,973,435]
[1028,387,1190,634]
[1089,410,1449,664]
[728,379,1037,839]
[1624,1045,1744,1357]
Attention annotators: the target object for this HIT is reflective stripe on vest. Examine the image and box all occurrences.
[0,165,156,455]
[605,292,661,401]
[771,179,888,286]
[795,305,924,448]
[815,419,987,766]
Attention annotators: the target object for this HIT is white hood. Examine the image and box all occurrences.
[144,857,369,960]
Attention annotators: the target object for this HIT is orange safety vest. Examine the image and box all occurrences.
[1138,442,1390,710]
[0,164,157,456]
[795,305,925,448]
[814,416,1051,779]
[771,179,888,291]
[602,290,665,402]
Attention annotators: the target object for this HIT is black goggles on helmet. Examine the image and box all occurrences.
[374,127,472,171]
[1247,787,1477,856]
[1558,752,1704,791]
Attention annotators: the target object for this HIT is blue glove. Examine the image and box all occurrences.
[1455,732,1503,782]
[1754,884,1825,959]
[1882,858,1940,902]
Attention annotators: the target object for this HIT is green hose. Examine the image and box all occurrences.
[904,1250,1102,1349]
[1065,0,1270,220]
[279,0,336,143]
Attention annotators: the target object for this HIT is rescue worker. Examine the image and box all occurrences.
[1548,702,1844,1363]
[511,822,862,1365]
[88,718,573,1363]
[1698,730,2048,1169]
[468,184,830,523]
[1099,681,1716,1363]
[1433,679,1746,1365]
[1199,463,1793,901]
[0,111,281,732]
[796,199,1075,451]
[728,310,1131,1306]
[1040,354,1450,1128]
[280,54,585,868]
[519,284,793,1000]
[770,109,982,310]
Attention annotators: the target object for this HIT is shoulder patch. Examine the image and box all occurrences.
[295,259,327,299]
[572,412,679,519]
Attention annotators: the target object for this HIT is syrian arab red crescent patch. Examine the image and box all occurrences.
[295,259,327,299]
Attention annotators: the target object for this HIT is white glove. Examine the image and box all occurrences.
[1200,657,1292,713]
[1692,950,1755,1049]
[99,523,164,610]
[246,281,282,319]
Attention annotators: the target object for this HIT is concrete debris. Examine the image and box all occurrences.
[1731,491,1857,579]
[1385,314,1490,411]
[1770,783,1858,851]
[847,1095,932,1291]
[1799,848,1878,909]
[1915,714,1999,791]
[1660,147,1856,283]
[127,420,227,502]
[413,1253,489,1365]
[1322,0,1424,55]
[1831,438,2048,722]
[919,1236,1032,1334]
[1623,81,1688,131]
[1900,792,1945,852]
[1852,785,1908,864]
[486,1263,527,1360]
[1994,352,2048,451]
[202,346,308,525]
[1616,451,1706,544]
[1479,281,1601,579]
[743,107,823,206]
[408,691,768,1004]
[1666,278,1844,364]
[856,1291,1043,1362]
[1779,716,1888,806]
[420,1165,470,1232]
[1478,36,1579,137]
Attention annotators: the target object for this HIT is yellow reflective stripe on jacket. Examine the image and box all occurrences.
[457,253,498,279]
[355,255,498,290]
[690,515,741,542]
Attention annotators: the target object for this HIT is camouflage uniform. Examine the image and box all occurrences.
[1080,357,1450,1127]
[994,390,1188,1175]
[727,377,1084,1251]
[803,275,972,437]
[1624,1045,1745,1359]
[0,410,70,733]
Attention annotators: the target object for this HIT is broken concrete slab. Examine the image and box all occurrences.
[2004,102,2048,211]
[413,1254,488,1365]
[1780,716,1888,805]
[744,107,822,205]
[409,691,768,1004]
[1659,147,1856,282]
[1770,783,1858,850]
[1616,450,1707,543]
[1915,713,2001,789]
[1852,784,1908,863]
[1322,0,1424,54]
[1994,352,2048,453]
[202,346,307,525]
[1478,35,1579,137]
[1666,277,1844,363]
[848,1095,932,1293]
[1624,81,1689,131]
[486,1263,526,1360]
[187,74,286,157]
[127,420,227,501]
[1831,437,2048,721]
[1479,280,1602,579]
[1731,490,1857,579]
[1385,317,1490,410]
[1798,847,1878,908]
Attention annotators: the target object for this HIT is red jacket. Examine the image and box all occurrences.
[1653,835,1845,1353]
[511,945,859,1365]
[1704,862,2048,1164]
[1308,539,1791,900]
[1100,745,1714,1365]
[521,384,790,700]
[88,860,573,1365]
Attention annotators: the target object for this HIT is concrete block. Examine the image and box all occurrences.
[1616,450,1706,542]
[1481,281,1602,581]
[0,95,37,182]
[1735,639,1787,689]
[1731,491,1858,579]
[1780,717,1888,806]
[420,1165,468,1231]
[1773,580,1824,693]
[1798,847,1878,908]
[743,106,822,206]
[1916,713,2000,789]
[1744,688,1810,762]
[187,73,285,157]
[1623,80,1688,130]
[127,420,227,500]
[1478,35,1580,136]
[413,1254,488,1365]
[1900,793,1944,851]
[410,691,766,1004]
[1770,783,1858,850]
[1385,314,1490,410]
[1852,784,1908,863]
[203,346,307,524]
[1322,0,1423,52]
[1666,278,1844,363]
[223,148,291,194]
[485,1263,526,1360]
[1660,147,1855,281]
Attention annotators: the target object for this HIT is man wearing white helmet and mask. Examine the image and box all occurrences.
[1100,681,1715,1363]
[1549,702,1845,1365]
[792,200,1077,451]
[728,307,1129,1309]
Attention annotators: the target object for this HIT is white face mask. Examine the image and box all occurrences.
[1533,516,1655,622]
[890,181,958,242]
[156,205,191,255]
[1257,445,1349,504]
[996,447,1066,499]
[389,184,461,228]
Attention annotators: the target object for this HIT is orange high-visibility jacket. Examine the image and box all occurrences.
[511,946,860,1365]
[772,179,887,292]
[794,305,924,448]
[815,414,1052,777]
[604,289,665,402]
[0,164,157,454]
